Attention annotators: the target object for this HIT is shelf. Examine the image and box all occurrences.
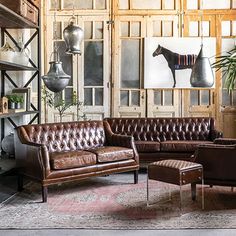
[0,3,38,28]
[0,60,38,71]
[0,110,39,119]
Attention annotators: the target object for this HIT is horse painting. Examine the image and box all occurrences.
[152,45,197,88]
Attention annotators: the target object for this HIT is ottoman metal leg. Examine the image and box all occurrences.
[201,173,204,210]
[147,175,150,207]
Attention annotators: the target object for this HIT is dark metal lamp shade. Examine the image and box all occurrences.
[63,17,84,55]
[190,46,214,87]
[42,61,71,93]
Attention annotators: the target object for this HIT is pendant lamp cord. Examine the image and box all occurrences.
[52,0,59,61]
[200,0,203,48]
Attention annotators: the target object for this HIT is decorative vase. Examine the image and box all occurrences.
[15,103,21,109]
[1,133,15,157]
[9,102,15,109]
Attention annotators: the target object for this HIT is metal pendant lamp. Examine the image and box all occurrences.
[190,7,214,88]
[42,0,71,93]
[63,2,84,55]
[42,47,71,93]
[190,44,214,87]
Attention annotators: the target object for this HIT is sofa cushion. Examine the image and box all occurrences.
[89,146,134,163]
[135,141,160,153]
[50,150,97,170]
[161,140,213,152]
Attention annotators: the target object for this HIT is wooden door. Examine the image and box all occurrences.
[79,15,110,120]
[216,14,236,137]
[146,15,181,117]
[182,13,216,117]
[45,15,78,123]
[112,16,146,117]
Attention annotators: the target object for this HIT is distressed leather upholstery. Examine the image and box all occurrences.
[15,120,139,202]
[105,117,222,163]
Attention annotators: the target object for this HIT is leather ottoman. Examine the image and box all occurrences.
[147,159,204,210]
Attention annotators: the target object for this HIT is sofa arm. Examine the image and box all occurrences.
[214,138,236,145]
[14,129,51,181]
[211,129,223,140]
[103,121,139,163]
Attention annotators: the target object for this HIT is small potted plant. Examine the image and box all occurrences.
[6,94,17,109]
[14,94,24,109]
[6,94,24,109]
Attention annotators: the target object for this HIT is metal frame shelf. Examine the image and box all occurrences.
[0,2,41,166]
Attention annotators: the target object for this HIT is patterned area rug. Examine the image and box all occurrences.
[0,173,236,229]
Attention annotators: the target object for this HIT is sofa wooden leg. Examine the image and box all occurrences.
[191,183,196,201]
[42,186,48,203]
[134,170,138,184]
[17,175,23,191]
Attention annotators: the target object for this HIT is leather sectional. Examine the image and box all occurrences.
[15,120,139,202]
[105,117,222,163]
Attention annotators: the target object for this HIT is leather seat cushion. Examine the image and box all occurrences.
[89,146,134,163]
[135,141,160,153]
[50,150,97,170]
[161,140,213,152]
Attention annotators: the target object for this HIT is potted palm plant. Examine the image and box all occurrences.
[212,46,236,92]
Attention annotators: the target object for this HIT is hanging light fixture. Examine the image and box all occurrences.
[63,1,84,55]
[190,5,214,88]
[42,1,71,93]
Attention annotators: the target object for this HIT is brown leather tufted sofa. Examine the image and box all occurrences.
[105,117,222,163]
[15,120,139,202]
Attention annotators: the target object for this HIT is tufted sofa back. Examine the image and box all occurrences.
[17,121,106,153]
[105,117,216,142]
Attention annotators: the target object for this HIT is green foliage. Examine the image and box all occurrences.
[6,94,24,103]
[212,46,236,93]
[42,88,86,122]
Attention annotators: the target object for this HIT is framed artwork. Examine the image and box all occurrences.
[12,87,31,111]
[144,37,216,89]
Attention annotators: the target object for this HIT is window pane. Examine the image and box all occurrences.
[187,0,198,9]
[132,0,161,9]
[222,90,231,106]
[162,21,173,37]
[222,21,231,36]
[95,88,103,105]
[131,22,141,37]
[50,0,60,9]
[63,0,93,9]
[120,91,129,106]
[84,88,93,105]
[121,22,129,37]
[189,21,199,37]
[55,41,73,85]
[164,90,173,106]
[95,22,103,39]
[53,22,62,40]
[164,0,175,9]
[233,91,236,106]
[202,0,230,9]
[96,0,106,9]
[65,88,73,105]
[154,90,162,105]
[84,42,103,86]
[84,22,93,39]
[190,90,199,106]
[121,40,140,88]
[153,21,162,37]
[131,91,140,106]
[202,21,210,37]
[119,0,129,9]
[200,90,210,105]
[233,21,236,36]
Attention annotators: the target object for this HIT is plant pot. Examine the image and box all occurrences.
[8,102,15,109]
[15,102,21,109]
